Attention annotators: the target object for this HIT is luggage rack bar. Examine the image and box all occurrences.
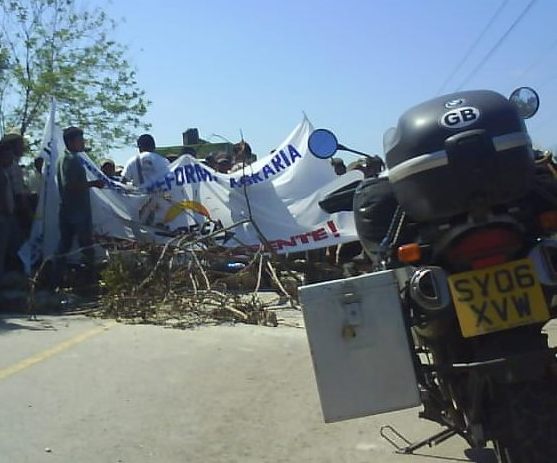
[418,347,557,373]
[380,424,458,454]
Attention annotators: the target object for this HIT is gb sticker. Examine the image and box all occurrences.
[440,106,481,129]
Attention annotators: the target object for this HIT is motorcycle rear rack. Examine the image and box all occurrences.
[419,346,557,374]
[380,424,458,455]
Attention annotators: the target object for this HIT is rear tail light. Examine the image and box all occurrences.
[447,227,523,269]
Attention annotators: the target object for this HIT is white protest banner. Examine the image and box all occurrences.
[21,112,362,268]
[81,117,362,253]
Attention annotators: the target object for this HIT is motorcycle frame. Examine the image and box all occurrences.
[376,206,557,448]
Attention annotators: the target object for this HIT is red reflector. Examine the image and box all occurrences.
[470,255,508,269]
[448,228,522,269]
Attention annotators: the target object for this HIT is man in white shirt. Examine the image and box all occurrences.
[122,134,170,188]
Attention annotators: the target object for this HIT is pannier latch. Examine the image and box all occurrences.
[340,290,362,339]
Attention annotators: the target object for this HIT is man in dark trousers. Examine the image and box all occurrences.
[54,127,104,286]
[1,133,32,240]
[0,141,16,281]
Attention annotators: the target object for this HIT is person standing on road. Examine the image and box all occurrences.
[53,127,105,286]
[0,141,16,280]
[1,133,33,240]
[122,134,170,188]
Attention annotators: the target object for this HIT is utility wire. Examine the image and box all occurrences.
[436,0,509,95]
[455,0,539,91]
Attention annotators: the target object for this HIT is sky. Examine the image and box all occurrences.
[102,0,557,166]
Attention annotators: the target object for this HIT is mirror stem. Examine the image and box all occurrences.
[337,144,377,160]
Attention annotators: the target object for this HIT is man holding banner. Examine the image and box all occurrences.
[53,127,105,286]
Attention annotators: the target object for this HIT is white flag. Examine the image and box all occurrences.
[19,100,62,273]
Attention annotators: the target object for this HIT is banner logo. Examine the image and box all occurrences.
[164,200,211,223]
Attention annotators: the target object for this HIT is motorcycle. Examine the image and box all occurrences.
[302,87,557,462]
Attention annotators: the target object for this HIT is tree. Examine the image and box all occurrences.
[0,0,150,156]
[0,37,10,127]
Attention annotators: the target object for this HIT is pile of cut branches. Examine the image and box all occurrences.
[95,241,303,329]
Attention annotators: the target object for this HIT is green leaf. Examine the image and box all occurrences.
[0,0,151,154]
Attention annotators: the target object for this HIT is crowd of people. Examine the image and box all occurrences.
[202,141,256,174]
[0,127,290,288]
[0,129,195,286]
[97,136,256,182]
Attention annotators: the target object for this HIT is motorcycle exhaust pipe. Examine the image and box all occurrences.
[409,266,452,313]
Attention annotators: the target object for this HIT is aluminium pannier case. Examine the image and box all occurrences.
[299,270,421,423]
[385,90,535,222]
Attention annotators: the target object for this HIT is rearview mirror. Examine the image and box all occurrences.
[509,87,540,119]
[308,129,339,159]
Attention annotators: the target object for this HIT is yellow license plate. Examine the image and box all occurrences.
[448,258,550,338]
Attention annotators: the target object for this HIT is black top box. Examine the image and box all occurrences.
[385,90,535,222]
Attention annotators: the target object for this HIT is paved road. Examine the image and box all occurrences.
[1,311,554,463]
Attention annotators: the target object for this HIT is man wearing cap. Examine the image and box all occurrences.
[122,134,169,188]
[1,133,26,197]
[230,141,255,172]
[100,158,119,181]
[1,133,32,238]
[215,155,232,174]
[54,127,105,286]
[0,141,16,280]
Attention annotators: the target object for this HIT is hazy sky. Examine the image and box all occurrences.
[104,0,557,165]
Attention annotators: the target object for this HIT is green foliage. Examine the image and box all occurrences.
[100,254,137,295]
[0,47,8,76]
[100,250,155,295]
[0,0,151,156]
